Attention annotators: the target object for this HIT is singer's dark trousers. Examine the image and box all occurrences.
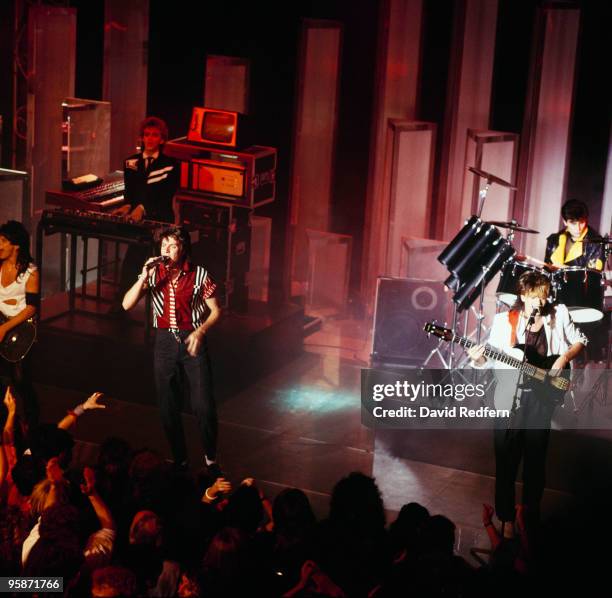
[494,394,555,524]
[154,329,218,465]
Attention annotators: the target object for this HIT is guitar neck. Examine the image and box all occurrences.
[452,335,540,377]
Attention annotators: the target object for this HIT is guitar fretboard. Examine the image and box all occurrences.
[452,335,541,378]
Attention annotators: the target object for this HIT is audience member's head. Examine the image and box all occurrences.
[128,449,164,482]
[203,527,249,580]
[272,487,316,538]
[389,502,430,556]
[98,436,132,476]
[223,484,264,534]
[29,478,70,517]
[129,510,163,547]
[421,514,456,557]
[330,471,386,534]
[92,566,137,598]
[29,424,74,469]
[11,454,46,497]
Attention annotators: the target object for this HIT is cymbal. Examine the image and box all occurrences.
[488,220,539,234]
[468,167,517,190]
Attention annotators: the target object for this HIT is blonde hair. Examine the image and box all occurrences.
[29,479,69,517]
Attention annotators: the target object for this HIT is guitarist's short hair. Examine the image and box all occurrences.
[517,271,551,298]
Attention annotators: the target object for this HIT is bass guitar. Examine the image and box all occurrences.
[423,322,570,404]
[0,314,37,363]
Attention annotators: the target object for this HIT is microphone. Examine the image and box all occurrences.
[526,307,539,329]
[146,256,169,270]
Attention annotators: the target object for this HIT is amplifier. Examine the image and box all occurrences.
[177,194,233,228]
[176,194,250,311]
[165,137,276,208]
[182,158,246,198]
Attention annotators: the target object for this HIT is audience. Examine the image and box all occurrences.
[0,385,595,596]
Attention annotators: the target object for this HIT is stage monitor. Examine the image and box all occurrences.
[187,107,239,148]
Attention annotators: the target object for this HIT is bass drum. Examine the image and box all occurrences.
[496,260,550,307]
[551,267,604,323]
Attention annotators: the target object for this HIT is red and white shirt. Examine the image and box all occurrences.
[148,260,217,330]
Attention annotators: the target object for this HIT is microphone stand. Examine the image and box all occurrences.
[507,307,538,429]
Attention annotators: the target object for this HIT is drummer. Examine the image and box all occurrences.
[544,199,604,271]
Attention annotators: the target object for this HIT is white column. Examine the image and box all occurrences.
[383,120,437,277]
[361,0,423,309]
[103,0,149,170]
[288,20,342,294]
[439,0,499,241]
[517,6,580,261]
[26,5,76,295]
[600,125,612,238]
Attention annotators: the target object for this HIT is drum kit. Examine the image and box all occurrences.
[429,166,611,368]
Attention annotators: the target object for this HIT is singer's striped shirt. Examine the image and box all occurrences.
[147,260,217,330]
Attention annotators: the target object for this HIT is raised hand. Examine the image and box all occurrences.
[82,392,106,411]
[3,386,16,416]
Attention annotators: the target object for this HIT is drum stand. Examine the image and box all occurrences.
[421,298,457,369]
[569,246,611,412]
[476,181,491,219]
[455,270,491,368]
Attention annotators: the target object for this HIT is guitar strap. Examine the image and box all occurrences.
[508,310,520,346]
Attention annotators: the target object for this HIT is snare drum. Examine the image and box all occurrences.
[496,260,550,307]
[551,267,604,322]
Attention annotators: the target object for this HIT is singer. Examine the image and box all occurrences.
[467,271,586,536]
[122,226,222,475]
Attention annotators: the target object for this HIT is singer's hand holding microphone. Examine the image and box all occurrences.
[139,256,169,280]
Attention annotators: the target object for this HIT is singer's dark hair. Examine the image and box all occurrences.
[158,226,191,257]
[0,220,34,277]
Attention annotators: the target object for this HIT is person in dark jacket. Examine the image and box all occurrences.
[544,199,604,271]
[110,117,179,313]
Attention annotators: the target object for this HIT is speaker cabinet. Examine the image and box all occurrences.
[177,195,251,312]
[372,277,448,366]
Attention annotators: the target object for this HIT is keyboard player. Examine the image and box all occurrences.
[110,116,179,313]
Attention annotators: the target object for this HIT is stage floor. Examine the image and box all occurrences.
[32,287,304,403]
[30,311,612,562]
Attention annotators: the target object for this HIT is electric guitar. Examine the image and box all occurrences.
[423,322,571,404]
[0,314,37,363]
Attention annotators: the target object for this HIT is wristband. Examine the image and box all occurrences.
[204,487,216,501]
[73,404,85,417]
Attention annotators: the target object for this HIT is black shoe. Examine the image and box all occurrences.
[206,461,224,480]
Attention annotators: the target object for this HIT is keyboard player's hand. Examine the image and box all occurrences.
[129,205,145,222]
[111,204,131,217]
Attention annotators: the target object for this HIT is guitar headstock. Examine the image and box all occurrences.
[423,322,453,341]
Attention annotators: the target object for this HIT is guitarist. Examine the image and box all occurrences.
[0,221,40,431]
[468,271,586,537]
